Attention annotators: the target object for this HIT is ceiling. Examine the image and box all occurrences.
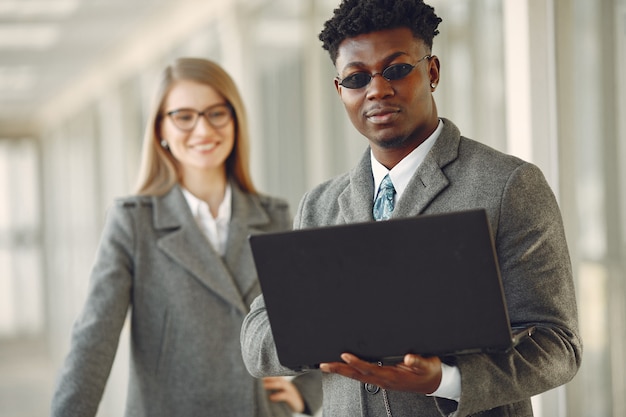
[0,0,323,138]
[0,0,173,137]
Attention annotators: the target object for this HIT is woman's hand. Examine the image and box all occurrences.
[263,376,305,413]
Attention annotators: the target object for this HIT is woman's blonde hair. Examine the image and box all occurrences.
[135,57,256,195]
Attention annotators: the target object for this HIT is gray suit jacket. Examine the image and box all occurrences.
[51,183,322,417]
[241,119,582,417]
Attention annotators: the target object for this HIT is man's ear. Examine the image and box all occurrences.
[428,55,441,86]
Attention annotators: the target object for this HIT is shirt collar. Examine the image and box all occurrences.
[181,183,232,222]
[371,119,444,200]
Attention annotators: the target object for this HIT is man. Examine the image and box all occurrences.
[241,0,582,415]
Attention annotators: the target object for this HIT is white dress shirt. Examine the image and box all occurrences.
[370,119,461,402]
[182,184,232,257]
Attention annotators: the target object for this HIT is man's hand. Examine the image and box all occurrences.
[263,376,305,413]
[319,353,442,394]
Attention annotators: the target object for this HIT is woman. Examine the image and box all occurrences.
[51,57,321,417]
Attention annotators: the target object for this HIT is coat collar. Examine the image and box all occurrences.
[152,182,271,314]
[338,118,460,223]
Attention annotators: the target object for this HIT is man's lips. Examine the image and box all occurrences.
[365,107,400,124]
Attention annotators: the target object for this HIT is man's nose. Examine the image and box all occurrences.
[365,73,394,99]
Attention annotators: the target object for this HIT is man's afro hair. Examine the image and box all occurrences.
[319,0,442,64]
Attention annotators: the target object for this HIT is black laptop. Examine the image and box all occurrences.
[248,208,534,371]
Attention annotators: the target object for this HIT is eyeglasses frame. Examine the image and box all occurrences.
[164,102,233,132]
[336,54,432,89]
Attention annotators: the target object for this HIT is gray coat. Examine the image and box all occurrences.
[51,183,322,417]
[241,119,582,417]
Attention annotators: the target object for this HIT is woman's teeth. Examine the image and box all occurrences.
[194,143,217,151]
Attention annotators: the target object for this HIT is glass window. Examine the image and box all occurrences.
[0,139,43,337]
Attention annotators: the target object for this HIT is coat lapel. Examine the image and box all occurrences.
[222,183,272,306]
[337,151,377,223]
[153,185,264,314]
[394,119,460,217]
[340,119,461,220]
[392,119,460,217]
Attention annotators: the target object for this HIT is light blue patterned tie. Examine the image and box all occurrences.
[373,174,396,221]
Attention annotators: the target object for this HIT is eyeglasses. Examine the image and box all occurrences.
[165,103,233,131]
[336,55,431,89]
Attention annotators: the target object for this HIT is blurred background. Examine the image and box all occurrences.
[0,0,624,416]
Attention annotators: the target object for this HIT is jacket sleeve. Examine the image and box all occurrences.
[241,295,325,414]
[241,189,318,380]
[291,371,323,415]
[50,203,134,417]
[449,163,583,416]
[240,295,302,378]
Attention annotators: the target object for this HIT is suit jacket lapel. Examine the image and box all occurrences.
[394,118,460,217]
[339,119,461,220]
[338,151,377,223]
[153,185,253,314]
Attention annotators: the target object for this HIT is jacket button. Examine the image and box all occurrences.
[364,383,380,394]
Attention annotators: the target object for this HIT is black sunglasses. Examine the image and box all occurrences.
[336,55,431,89]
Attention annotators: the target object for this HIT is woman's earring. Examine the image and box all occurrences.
[430,82,437,89]
[160,140,169,149]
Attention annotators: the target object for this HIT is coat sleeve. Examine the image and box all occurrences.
[243,193,323,416]
[291,371,323,415]
[448,162,583,416]
[241,294,324,414]
[241,295,302,378]
[50,203,134,417]
[240,189,317,380]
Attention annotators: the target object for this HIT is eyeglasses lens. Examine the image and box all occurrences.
[203,105,232,128]
[169,104,232,131]
[382,64,414,81]
[339,63,415,89]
